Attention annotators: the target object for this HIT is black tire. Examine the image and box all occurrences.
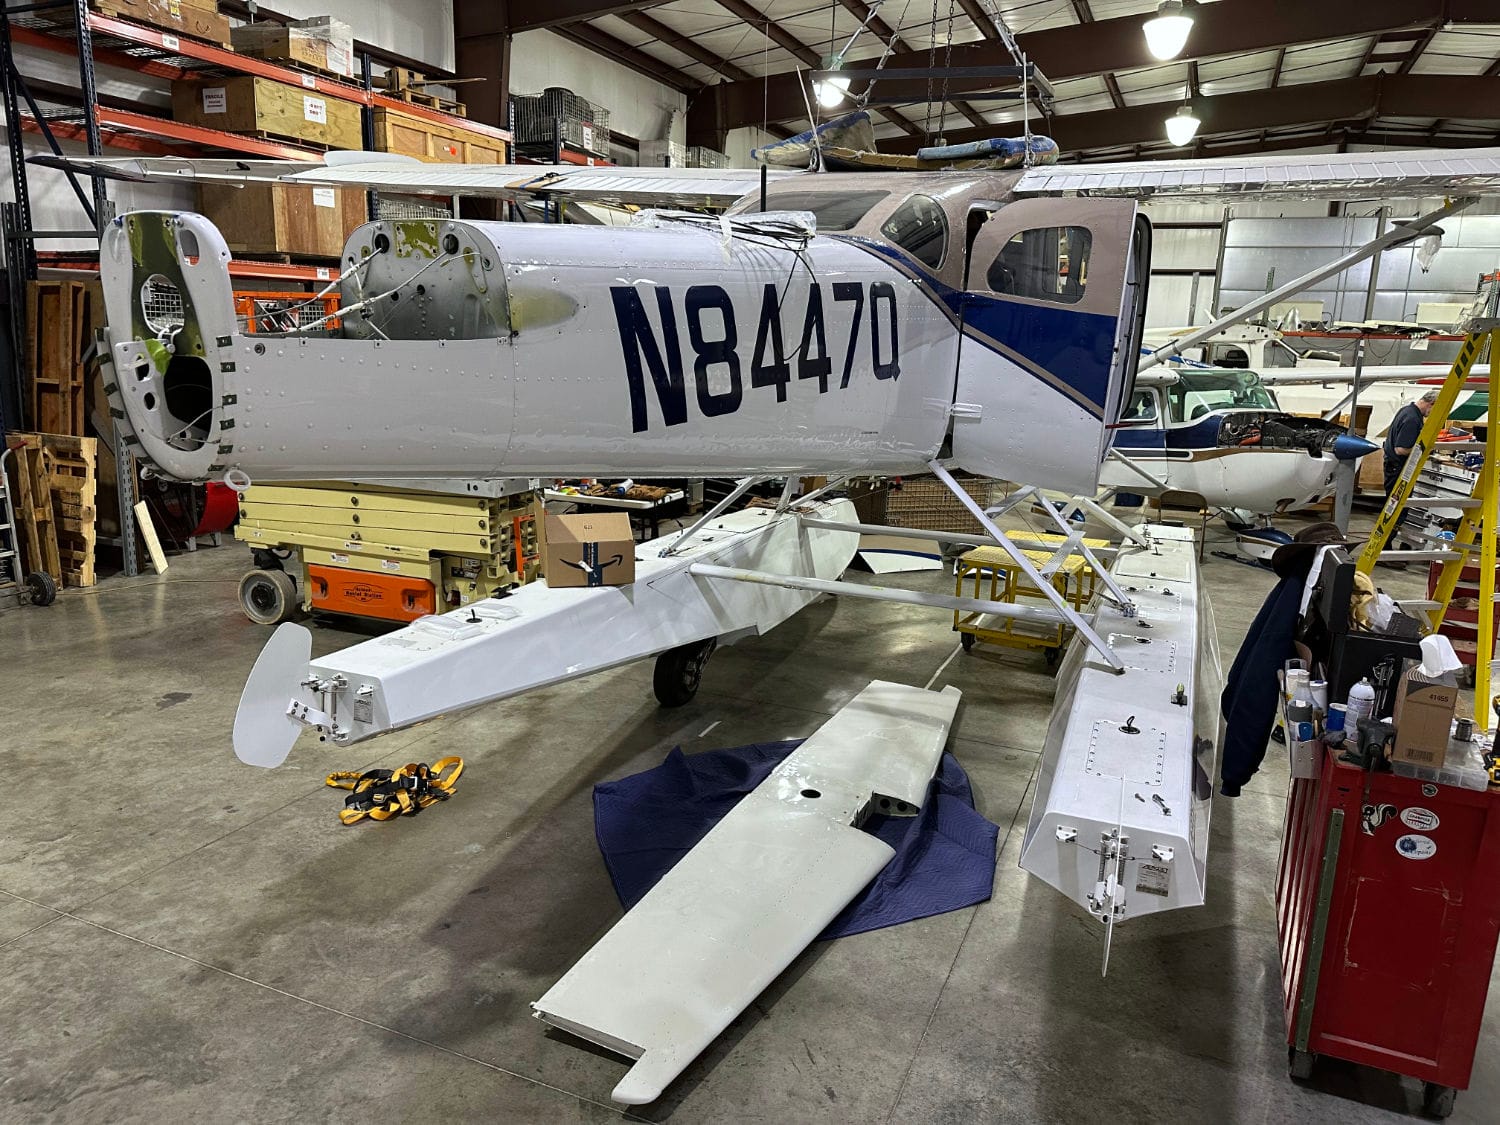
[250,547,285,571]
[1423,1083,1456,1119]
[1045,645,1062,667]
[960,632,976,652]
[25,571,57,606]
[653,639,716,707]
[239,568,298,625]
[1287,1047,1315,1080]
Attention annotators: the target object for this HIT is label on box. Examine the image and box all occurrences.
[311,187,337,209]
[1135,863,1171,897]
[326,45,350,75]
[201,87,227,115]
[168,1,182,18]
[582,124,595,151]
[162,33,180,52]
[303,95,327,124]
[301,73,318,89]
[1400,806,1440,832]
[1396,833,1437,860]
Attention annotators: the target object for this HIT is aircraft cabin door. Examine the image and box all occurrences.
[951,198,1149,495]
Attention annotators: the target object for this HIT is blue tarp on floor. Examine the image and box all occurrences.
[593,740,999,939]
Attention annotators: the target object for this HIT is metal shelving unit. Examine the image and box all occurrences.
[0,0,511,576]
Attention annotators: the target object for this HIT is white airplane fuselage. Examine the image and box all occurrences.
[98,173,1148,497]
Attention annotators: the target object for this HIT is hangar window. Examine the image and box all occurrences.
[765,190,888,231]
[986,226,1091,303]
[880,194,947,268]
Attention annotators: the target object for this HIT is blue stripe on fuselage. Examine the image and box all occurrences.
[829,235,1118,414]
[1111,415,1223,451]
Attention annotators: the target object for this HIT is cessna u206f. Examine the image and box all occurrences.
[72,147,1500,941]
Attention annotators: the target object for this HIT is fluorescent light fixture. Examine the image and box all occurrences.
[814,54,851,109]
[1165,104,1200,146]
[1144,1,1194,61]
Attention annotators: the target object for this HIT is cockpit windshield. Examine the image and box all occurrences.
[1166,369,1278,422]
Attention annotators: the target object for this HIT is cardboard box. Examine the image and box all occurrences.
[1391,664,1460,766]
[543,513,635,588]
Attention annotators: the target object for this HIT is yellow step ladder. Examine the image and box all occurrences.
[1356,301,1498,732]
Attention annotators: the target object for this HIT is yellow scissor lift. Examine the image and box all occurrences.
[954,533,1106,664]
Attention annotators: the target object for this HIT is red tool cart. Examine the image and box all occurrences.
[1278,748,1500,1117]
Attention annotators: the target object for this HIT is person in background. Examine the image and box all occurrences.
[1379,388,1439,566]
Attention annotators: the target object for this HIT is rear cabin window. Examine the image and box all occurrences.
[766,190,889,232]
[986,226,1091,303]
[880,194,947,268]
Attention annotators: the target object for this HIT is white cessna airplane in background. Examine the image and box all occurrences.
[40,144,1500,942]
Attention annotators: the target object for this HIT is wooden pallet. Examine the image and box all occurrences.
[13,433,97,588]
[25,280,99,437]
[388,89,467,117]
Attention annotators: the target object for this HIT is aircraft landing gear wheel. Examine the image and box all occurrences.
[960,632,976,652]
[653,638,716,707]
[1423,1082,1456,1118]
[1287,1047,1315,1080]
[25,571,57,606]
[239,568,298,625]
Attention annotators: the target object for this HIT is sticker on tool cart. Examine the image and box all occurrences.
[312,187,337,209]
[1400,807,1440,832]
[1421,783,1438,798]
[1135,863,1171,897]
[1395,833,1437,860]
[201,87,227,115]
[1361,802,1397,835]
[303,96,327,125]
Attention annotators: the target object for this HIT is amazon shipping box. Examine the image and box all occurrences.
[1391,664,1459,767]
[543,513,635,589]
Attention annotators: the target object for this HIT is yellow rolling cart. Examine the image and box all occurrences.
[953,536,1104,664]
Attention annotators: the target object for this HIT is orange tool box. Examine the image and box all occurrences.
[308,564,436,623]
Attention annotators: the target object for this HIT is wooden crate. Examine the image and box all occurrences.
[13,433,97,588]
[44,0,231,47]
[372,106,507,164]
[25,280,102,437]
[229,24,354,80]
[172,75,363,150]
[198,183,366,258]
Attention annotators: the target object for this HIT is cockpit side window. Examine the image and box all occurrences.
[985,226,1091,304]
[1120,389,1158,424]
[880,194,948,269]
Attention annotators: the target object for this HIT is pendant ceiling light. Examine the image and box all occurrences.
[1165,104,1201,146]
[1144,1,1194,62]
[814,54,851,109]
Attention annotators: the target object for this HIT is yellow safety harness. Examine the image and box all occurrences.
[325,757,464,824]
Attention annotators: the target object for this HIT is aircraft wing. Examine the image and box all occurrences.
[1256,365,1490,386]
[28,152,796,208]
[1014,147,1500,201]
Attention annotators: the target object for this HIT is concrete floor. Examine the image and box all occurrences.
[2,513,1496,1123]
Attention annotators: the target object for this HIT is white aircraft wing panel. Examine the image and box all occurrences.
[1015,147,1500,200]
[532,679,962,1105]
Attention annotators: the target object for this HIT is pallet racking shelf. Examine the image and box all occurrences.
[1,0,512,574]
